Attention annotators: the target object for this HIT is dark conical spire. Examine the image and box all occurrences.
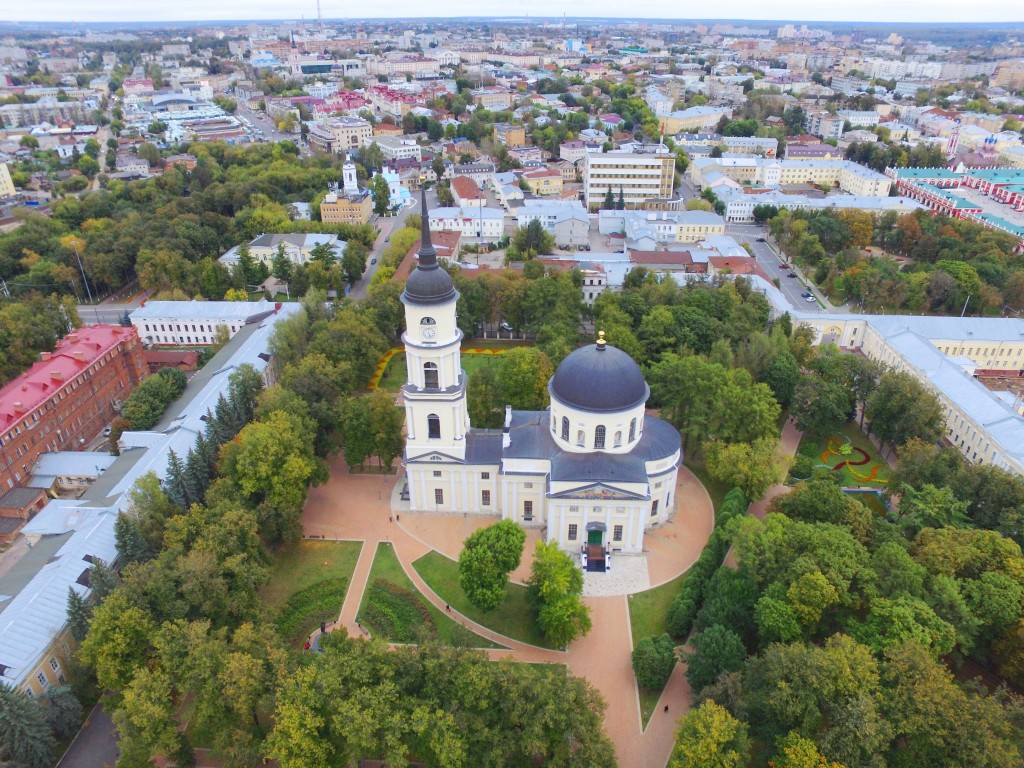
[417,183,437,267]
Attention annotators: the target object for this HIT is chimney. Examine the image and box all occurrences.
[502,405,512,449]
[13,402,24,413]
[50,370,64,381]
[66,332,79,343]
[72,351,86,362]
[39,352,51,361]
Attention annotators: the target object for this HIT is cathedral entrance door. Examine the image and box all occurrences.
[587,529,604,546]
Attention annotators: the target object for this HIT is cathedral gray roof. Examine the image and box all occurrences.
[548,339,650,413]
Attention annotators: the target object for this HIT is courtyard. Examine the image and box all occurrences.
[300,453,715,768]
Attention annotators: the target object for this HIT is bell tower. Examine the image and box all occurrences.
[400,185,469,467]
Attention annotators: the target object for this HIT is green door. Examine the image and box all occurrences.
[588,529,603,546]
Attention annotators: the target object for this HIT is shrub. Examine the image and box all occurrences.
[120,368,188,429]
[666,488,748,639]
[274,579,349,643]
[684,624,747,693]
[632,633,677,690]
[362,580,434,642]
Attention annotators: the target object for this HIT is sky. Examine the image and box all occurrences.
[3,0,1023,24]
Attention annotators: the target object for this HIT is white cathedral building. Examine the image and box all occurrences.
[400,191,682,565]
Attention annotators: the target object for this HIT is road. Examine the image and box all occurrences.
[235,103,301,145]
[77,305,134,325]
[350,189,432,299]
[726,223,830,314]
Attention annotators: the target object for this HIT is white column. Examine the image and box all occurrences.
[631,506,642,551]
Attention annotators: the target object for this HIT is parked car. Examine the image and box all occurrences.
[499,322,513,332]
[788,272,798,278]
[801,292,811,298]
[370,258,377,264]
[805,295,818,303]
[102,426,112,437]
[757,237,766,242]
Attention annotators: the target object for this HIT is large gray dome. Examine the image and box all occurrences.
[549,339,649,413]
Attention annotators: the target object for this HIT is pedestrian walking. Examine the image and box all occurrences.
[663,705,669,713]
[389,515,393,522]
[446,604,451,613]
[396,514,400,522]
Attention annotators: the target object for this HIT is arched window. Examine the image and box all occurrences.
[420,316,435,325]
[628,418,637,442]
[613,431,622,448]
[428,414,441,439]
[424,362,439,389]
[561,416,570,441]
[576,429,585,447]
[594,425,606,449]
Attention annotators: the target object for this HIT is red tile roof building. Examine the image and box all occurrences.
[0,325,146,490]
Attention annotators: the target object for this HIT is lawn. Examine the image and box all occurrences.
[684,460,731,514]
[376,350,508,392]
[412,550,555,649]
[260,540,362,645]
[628,572,688,648]
[358,543,503,648]
[792,420,891,487]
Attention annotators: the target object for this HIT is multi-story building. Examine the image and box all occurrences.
[0,97,90,128]
[516,200,589,249]
[320,188,373,225]
[130,300,282,346]
[471,87,515,111]
[0,326,146,492]
[492,123,527,148]
[219,233,346,267]
[690,157,892,196]
[560,140,589,164]
[521,167,563,196]
[656,106,730,135]
[805,111,846,140]
[0,162,14,199]
[452,176,486,208]
[362,135,422,162]
[429,206,504,241]
[307,116,373,155]
[583,150,675,211]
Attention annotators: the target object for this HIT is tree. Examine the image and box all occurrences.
[66,586,91,642]
[371,174,391,215]
[366,389,405,472]
[510,220,555,257]
[467,363,503,428]
[684,624,746,692]
[0,683,55,768]
[40,686,82,740]
[705,439,782,500]
[341,240,369,286]
[496,347,554,410]
[271,248,294,284]
[458,520,527,611]
[603,187,614,210]
[770,732,847,768]
[865,371,943,453]
[791,374,852,437]
[528,540,592,647]
[77,154,100,179]
[338,396,373,469]
[632,633,677,690]
[893,483,968,533]
[669,701,750,768]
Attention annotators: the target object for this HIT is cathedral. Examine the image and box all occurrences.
[400,189,682,564]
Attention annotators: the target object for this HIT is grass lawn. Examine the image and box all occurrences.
[412,550,555,649]
[358,543,503,648]
[628,572,688,648]
[684,460,731,514]
[260,540,362,645]
[792,420,891,487]
[639,687,666,731]
[377,349,510,392]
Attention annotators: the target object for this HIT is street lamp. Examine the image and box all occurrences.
[68,237,94,304]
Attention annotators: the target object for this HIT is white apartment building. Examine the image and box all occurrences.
[690,157,892,197]
[363,135,423,162]
[307,116,373,154]
[130,300,281,346]
[583,150,675,211]
[429,206,504,241]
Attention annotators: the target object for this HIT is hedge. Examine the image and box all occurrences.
[274,578,350,644]
[665,487,748,638]
[120,367,188,430]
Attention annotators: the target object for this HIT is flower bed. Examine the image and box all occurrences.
[361,580,436,642]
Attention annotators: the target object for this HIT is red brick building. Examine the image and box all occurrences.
[0,325,146,490]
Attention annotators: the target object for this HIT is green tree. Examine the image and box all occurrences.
[791,374,852,437]
[669,701,750,768]
[338,396,373,469]
[66,586,91,642]
[466,363,503,428]
[371,174,391,216]
[770,732,847,768]
[0,683,56,768]
[893,483,968,534]
[528,540,592,647]
[684,624,747,692]
[704,439,782,500]
[865,370,943,453]
[40,686,82,740]
[496,347,554,410]
[271,248,293,283]
[632,633,677,690]
[366,389,405,472]
[458,520,527,611]
[341,240,369,286]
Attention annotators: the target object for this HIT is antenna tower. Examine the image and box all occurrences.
[317,0,324,34]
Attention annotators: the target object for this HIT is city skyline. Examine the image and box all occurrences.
[4,1,1023,25]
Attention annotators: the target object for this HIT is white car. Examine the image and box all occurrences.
[805,295,818,303]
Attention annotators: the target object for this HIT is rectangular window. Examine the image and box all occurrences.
[481,472,490,479]
[613,525,623,542]
[481,489,491,506]
[36,673,47,687]
[433,470,442,477]
[651,500,659,517]
[568,523,578,540]
[434,488,444,505]
[49,659,59,672]
[523,500,533,521]
[524,482,533,489]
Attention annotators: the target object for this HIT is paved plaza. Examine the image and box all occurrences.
[301,456,715,768]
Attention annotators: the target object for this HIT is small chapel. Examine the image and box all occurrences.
[400,189,682,567]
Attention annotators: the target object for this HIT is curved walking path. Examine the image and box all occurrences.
[301,459,715,768]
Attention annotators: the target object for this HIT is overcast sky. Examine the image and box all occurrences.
[3,0,1022,24]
